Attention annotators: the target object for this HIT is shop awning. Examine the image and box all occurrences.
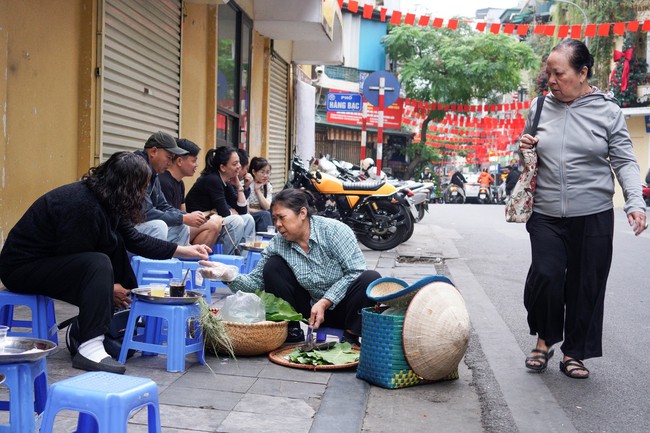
[253,0,344,65]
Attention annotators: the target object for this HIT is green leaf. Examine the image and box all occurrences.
[286,343,358,366]
[255,290,306,322]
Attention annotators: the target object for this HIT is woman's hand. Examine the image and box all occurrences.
[519,133,539,150]
[628,211,647,236]
[174,244,212,260]
[113,283,131,309]
[309,298,333,329]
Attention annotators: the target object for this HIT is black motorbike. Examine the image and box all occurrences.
[287,157,414,250]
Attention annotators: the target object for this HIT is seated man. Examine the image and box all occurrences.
[134,131,191,245]
[159,138,222,246]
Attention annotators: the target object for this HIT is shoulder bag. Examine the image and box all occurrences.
[505,95,545,223]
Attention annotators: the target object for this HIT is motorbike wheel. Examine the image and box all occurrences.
[402,213,416,243]
[356,201,412,251]
[417,204,426,221]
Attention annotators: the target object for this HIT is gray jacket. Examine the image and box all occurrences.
[526,89,645,217]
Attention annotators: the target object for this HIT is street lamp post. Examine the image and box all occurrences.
[551,0,589,47]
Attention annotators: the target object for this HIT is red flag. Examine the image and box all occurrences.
[503,23,515,34]
[627,21,639,32]
[490,23,500,34]
[516,24,529,36]
[347,0,358,13]
[380,7,387,22]
[476,22,486,32]
[337,0,343,10]
[544,25,555,36]
[613,22,625,35]
[533,25,545,35]
[418,15,430,27]
[570,25,582,39]
[643,21,650,32]
[404,13,416,26]
[558,25,569,38]
[597,23,610,37]
[362,4,373,19]
[390,11,402,25]
[585,24,597,37]
[448,19,458,30]
[432,17,443,28]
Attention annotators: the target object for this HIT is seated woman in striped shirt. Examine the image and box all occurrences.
[227,188,380,345]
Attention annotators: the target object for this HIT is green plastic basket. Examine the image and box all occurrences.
[357,307,458,389]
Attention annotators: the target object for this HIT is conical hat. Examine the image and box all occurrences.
[402,281,470,381]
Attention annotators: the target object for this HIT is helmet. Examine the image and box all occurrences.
[512,163,518,169]
[361,158,375,171]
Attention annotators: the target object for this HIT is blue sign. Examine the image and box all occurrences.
[326,92,362,112]
[362,71,400,107]
[645,115,650,133]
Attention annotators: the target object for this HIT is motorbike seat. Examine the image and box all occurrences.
[342,180,385,191]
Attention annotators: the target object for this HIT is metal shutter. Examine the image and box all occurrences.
[101,0,182,160]
[268,54,289,189]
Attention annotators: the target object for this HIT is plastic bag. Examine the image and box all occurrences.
[219,291,266,323]
[197,260,240,282]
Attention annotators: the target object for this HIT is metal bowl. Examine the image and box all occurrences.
[0,337,57,364]
[131,288,202,305]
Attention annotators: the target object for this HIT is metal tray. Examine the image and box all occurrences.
[0,337,57,364]
[131,288,202,305]
[256,231,276,238]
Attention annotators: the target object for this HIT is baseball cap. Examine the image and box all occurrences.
[144,131,188,156]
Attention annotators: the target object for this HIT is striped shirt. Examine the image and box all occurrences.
[229,215,366,308]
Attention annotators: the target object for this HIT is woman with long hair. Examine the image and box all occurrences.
[185,146,255,255]
[0,152,211,374]
[248,157,274,232]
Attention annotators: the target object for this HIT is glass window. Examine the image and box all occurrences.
[217,3,251,150]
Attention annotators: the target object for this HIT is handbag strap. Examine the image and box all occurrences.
[530,95,545,136]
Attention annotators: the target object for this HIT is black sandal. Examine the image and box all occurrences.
[525,348,554,372]
[560,358,589,379]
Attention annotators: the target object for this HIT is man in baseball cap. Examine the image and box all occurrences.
[134,131,191,245]
[144,131,189,156]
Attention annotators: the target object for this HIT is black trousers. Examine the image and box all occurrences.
[252,210,273,232]
[1,239,136,344]
[524,210,613,360]
[262,255,379,335]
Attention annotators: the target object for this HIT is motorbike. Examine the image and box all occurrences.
[477,184,492,204]
[445,184,466,204]
[396,182,430,222]
[288,157,414,250]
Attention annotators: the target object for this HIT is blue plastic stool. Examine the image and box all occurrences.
[0,291,58,343]
[130,257,183,287]
[243,251,262,274]
[118,298,205,372]
[315,327,345,342]
[39,371,161,433]
[0,358,48,433]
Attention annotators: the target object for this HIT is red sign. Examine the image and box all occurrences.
[327,98,404,129]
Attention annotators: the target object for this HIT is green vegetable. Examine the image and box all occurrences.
[255,290,305,322]
[287,342,359,366]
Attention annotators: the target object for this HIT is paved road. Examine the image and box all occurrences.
[419,203,650,433]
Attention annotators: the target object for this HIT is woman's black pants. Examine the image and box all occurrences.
[524,210,613,360]
[262,255,379,335]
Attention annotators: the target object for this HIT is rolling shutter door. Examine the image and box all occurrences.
[268,54,289,189]
[101,0,182,161]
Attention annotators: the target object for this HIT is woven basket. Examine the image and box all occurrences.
[367,275,452,308]
[357,308,422,389]
[207,320,288,356]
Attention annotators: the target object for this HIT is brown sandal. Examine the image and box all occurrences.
[559,358,589,379]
